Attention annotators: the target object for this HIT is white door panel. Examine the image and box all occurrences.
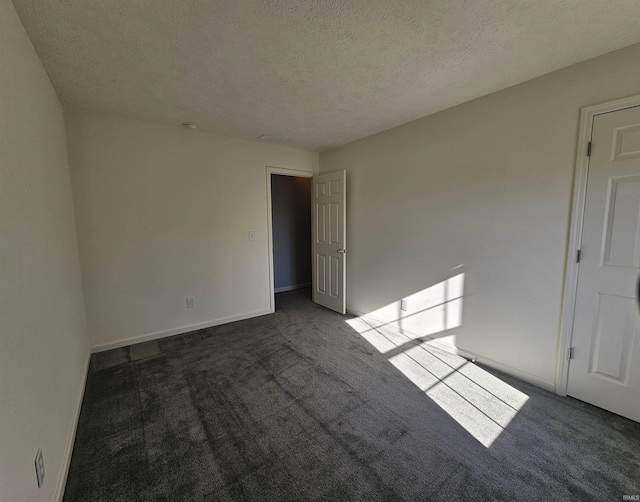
[312,171,346,314]
[568,105,640,421]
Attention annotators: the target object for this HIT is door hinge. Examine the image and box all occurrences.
[567,347,574,361]
[587,141,592,157]
[576,249,581,263]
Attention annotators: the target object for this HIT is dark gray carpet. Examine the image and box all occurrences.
[64,288,640,501]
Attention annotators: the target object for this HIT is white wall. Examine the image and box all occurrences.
[0,1,90,501]
[271,175,312,290]
[65,107,318,350]
[321,43,640,390]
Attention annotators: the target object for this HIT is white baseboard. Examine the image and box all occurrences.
[274,283,311,293]
[427,339,556,393]
[346,309,556,393]
[91,308,274,353]
[346,308,367,318]
[54,350,90,502]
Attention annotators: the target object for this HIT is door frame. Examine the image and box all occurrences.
[265,166,314,313]
[557,93,640,396]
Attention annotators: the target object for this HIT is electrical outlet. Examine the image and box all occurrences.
[186,297,195,308]
[248,231,255,241]
[35,448,45,488]
[401,299,408,311]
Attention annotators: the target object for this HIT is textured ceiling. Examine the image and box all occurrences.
[11,0,640,151]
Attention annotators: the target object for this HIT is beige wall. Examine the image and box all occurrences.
[320,43,640,390]
[65,107,318,350]
[0,1,89,501]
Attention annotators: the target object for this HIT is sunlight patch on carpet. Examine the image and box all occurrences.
[347,306,528,447]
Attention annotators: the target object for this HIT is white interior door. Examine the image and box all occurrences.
[568,105,640,422]
[312,170,346,314]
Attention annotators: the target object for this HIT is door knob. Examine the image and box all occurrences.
[337,249,347,254]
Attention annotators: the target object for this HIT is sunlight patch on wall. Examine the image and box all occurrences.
[346,273,464,353]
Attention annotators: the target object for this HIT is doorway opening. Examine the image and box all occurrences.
[266,167,314,312]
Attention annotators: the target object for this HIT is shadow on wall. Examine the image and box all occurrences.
[346,270,529,447]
